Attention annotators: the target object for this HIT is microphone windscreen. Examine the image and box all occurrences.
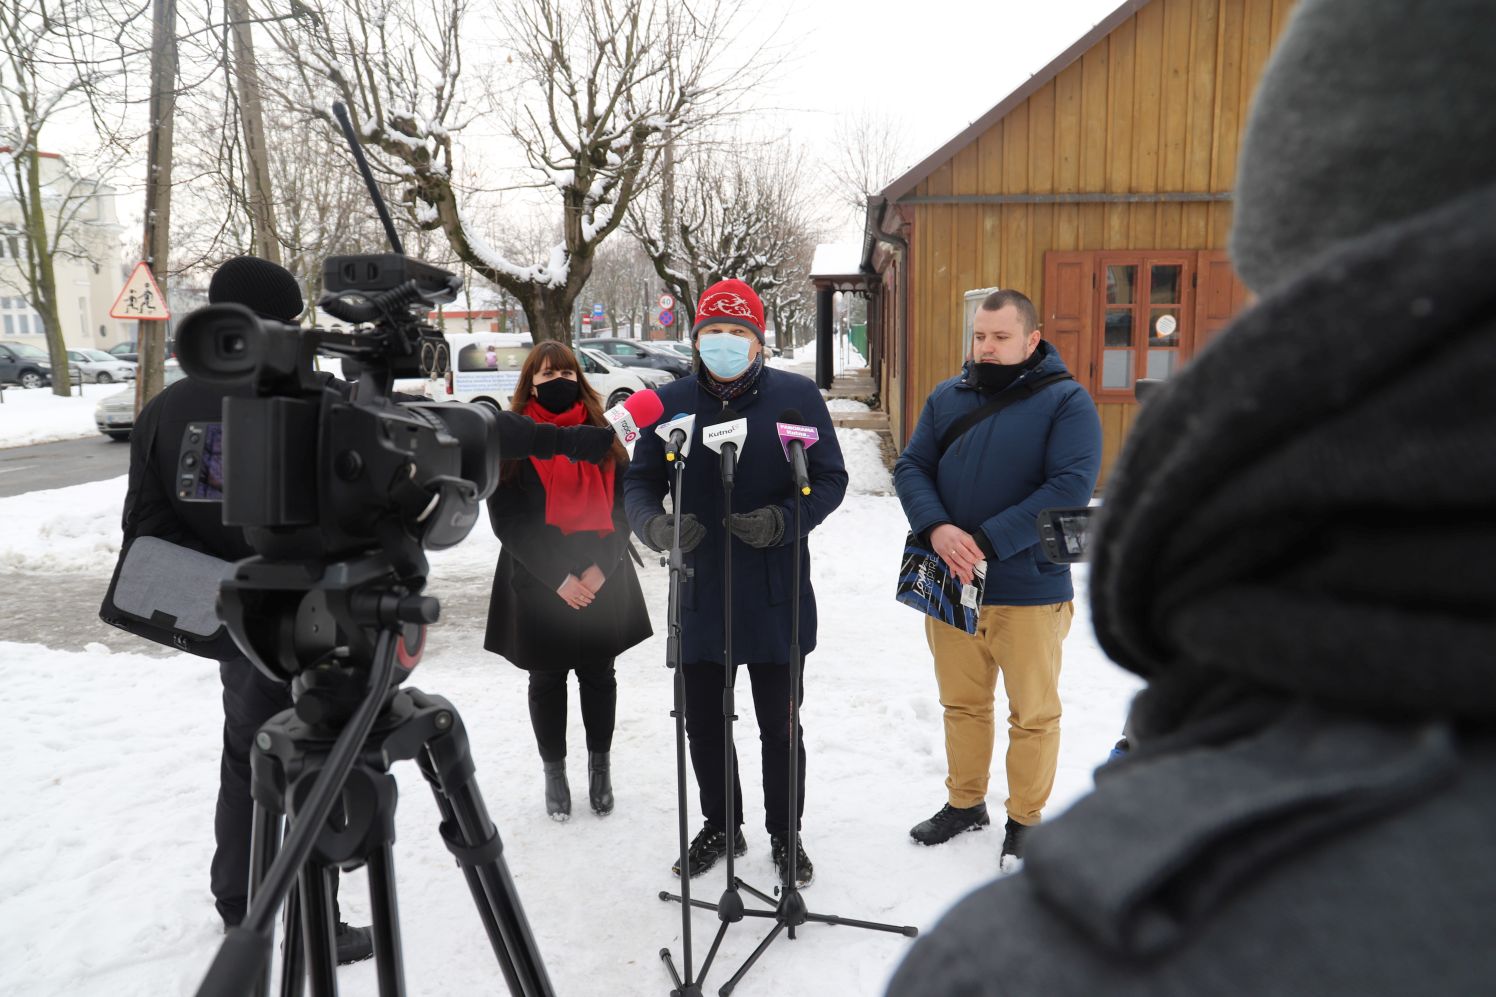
[621,388,665,428]
[779,408,804,424]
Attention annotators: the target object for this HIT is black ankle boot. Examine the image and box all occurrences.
[543,759,570,821]
[587,751,614,816]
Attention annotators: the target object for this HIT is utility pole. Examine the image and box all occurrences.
[226,0,280,264]
[136,0,177,413]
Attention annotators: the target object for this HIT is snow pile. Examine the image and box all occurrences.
[0,476,125,574]
[839,427,893,496]
[0,386,109,448]
[826,398,872,412]
[0,426,1141,996]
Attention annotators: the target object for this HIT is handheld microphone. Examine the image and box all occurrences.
[602,388,664,447]
[656,411,697,462]
[776,408,819,496]
[699,407,747,487]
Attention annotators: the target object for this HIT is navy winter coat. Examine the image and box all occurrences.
[894,341,1101,605]
[624,367,848,666]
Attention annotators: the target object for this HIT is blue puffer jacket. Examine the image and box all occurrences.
[894,341,1102,605]
[624,366,848,665]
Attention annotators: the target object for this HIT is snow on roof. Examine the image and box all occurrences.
[809,241,864,278]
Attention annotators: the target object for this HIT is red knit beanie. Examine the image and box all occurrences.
[692,278,765,342]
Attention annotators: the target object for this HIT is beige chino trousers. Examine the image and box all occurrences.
[924,601,1073,825]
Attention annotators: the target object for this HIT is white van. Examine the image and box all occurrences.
[425,331,661,411]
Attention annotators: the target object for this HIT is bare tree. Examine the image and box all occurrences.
[630,140,824,340]
[0,0,143,396]
[258,0,758,344]
[825,105,910,216]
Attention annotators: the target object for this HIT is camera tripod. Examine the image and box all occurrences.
[195,553,554,997]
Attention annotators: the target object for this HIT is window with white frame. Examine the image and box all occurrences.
[961,286,1001,359]
[1,297,45,338]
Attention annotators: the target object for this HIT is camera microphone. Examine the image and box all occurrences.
[776,409,819,496]
[603,388,665,446]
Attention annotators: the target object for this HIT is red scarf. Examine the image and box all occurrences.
[524,398,616,535]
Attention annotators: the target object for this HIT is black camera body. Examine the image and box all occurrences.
[172,253,502,681]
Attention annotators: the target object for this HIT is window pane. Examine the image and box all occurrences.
[1104,309,1134,347]
[1146,349,1178,380]
[2,316,11,337]
[1149,308,1182,346]
[1102,350,1134,389]
[1150,265,1183,304]
[1106,266,1136,305]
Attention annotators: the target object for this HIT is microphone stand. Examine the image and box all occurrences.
[658,448,706,997]
[662,438,918,996]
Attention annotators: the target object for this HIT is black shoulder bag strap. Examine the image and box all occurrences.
[936,372,1073,458]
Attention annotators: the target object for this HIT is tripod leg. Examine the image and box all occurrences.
[248,805,283,997]
[365,843,407,996]
[414,706,555,997]
[719,922,787,997]
[298,863,338,997]
[279,884,305,997]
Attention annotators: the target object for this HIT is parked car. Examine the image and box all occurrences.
[648,340,696,362]
[0,341,56,388]
[107,338,175,364]
[95,362,187,440]
[577,336,692,379]
[423,332,659,411]
[67,349,137,384]
[578,347,674,393]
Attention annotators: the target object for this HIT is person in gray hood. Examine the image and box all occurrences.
[886,0,1496,993]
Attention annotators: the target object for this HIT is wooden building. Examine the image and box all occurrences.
[861,0,1296,481]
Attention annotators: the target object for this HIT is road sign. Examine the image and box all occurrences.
[109,262,170,321]
[658,309,675,327]
[582,314,592,325]
[592,303,605,317]
[658,293,675,311]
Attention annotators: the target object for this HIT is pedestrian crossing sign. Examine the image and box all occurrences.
[110,262,171,321]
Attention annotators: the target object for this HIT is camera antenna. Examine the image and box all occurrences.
[332,101,405,256]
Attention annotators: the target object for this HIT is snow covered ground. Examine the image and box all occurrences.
[0,383,117,448]
[0,387,1142,997]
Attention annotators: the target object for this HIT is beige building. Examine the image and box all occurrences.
[0,149,131,351]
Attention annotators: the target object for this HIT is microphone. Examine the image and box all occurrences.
[699,406,747,487]
[656,411,696,462]
[603,388,664,447]
[776,408,819,497]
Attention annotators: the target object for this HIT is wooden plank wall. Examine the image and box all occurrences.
[901,0,1295,464]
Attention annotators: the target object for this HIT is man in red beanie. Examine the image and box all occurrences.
[624,278,848,888]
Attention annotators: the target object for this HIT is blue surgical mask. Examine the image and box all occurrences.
[697,332,753,379]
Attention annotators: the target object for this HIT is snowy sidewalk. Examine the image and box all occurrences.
[0,428,1140,997]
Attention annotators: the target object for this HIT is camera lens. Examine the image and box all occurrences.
[223,333,247,357]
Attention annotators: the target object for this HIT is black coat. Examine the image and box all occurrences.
[483,459,652,671]
[623,367,847,665]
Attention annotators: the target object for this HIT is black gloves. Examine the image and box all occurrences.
[643,513,705,553]
[728,506,784,548]
[555,424,617,463]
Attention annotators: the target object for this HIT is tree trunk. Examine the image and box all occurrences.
[16,156,71,397]
[226,0,280,264]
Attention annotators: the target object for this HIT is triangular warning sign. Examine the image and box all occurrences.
[110,262,171,321]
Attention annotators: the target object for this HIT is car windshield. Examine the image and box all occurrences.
[84,350,117,362]
[6,342,47,359]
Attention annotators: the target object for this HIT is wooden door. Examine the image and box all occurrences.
[1043,251,1096,392]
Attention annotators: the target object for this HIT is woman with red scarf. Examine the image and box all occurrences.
[484,342,653,821]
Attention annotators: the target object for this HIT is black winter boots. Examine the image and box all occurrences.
[909,802,990,845]
[543,760,570,821]
[587,751,614,816]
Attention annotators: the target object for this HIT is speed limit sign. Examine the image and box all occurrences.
[658,293,675,311]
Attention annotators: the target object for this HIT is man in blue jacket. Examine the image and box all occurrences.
[894,289,1100,871]
[625,278,847,887]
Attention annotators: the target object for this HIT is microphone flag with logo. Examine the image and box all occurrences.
[775,408,819,496]
[603,388,664,446]
[656,412,697,461]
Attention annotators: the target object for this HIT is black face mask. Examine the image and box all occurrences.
[533,377,580,413]
[969,349,1042,393]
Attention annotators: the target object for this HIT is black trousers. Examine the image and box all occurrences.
[682,660,806,840]
[212,659,342,926]
[212,658,293,925]
[527,661,618,763]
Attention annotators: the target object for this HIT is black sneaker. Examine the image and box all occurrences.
[672,822,747,878]
[770,835,814,888]
[999,818,1030,873]
[335,921,374,965]
[909,802,990,845]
